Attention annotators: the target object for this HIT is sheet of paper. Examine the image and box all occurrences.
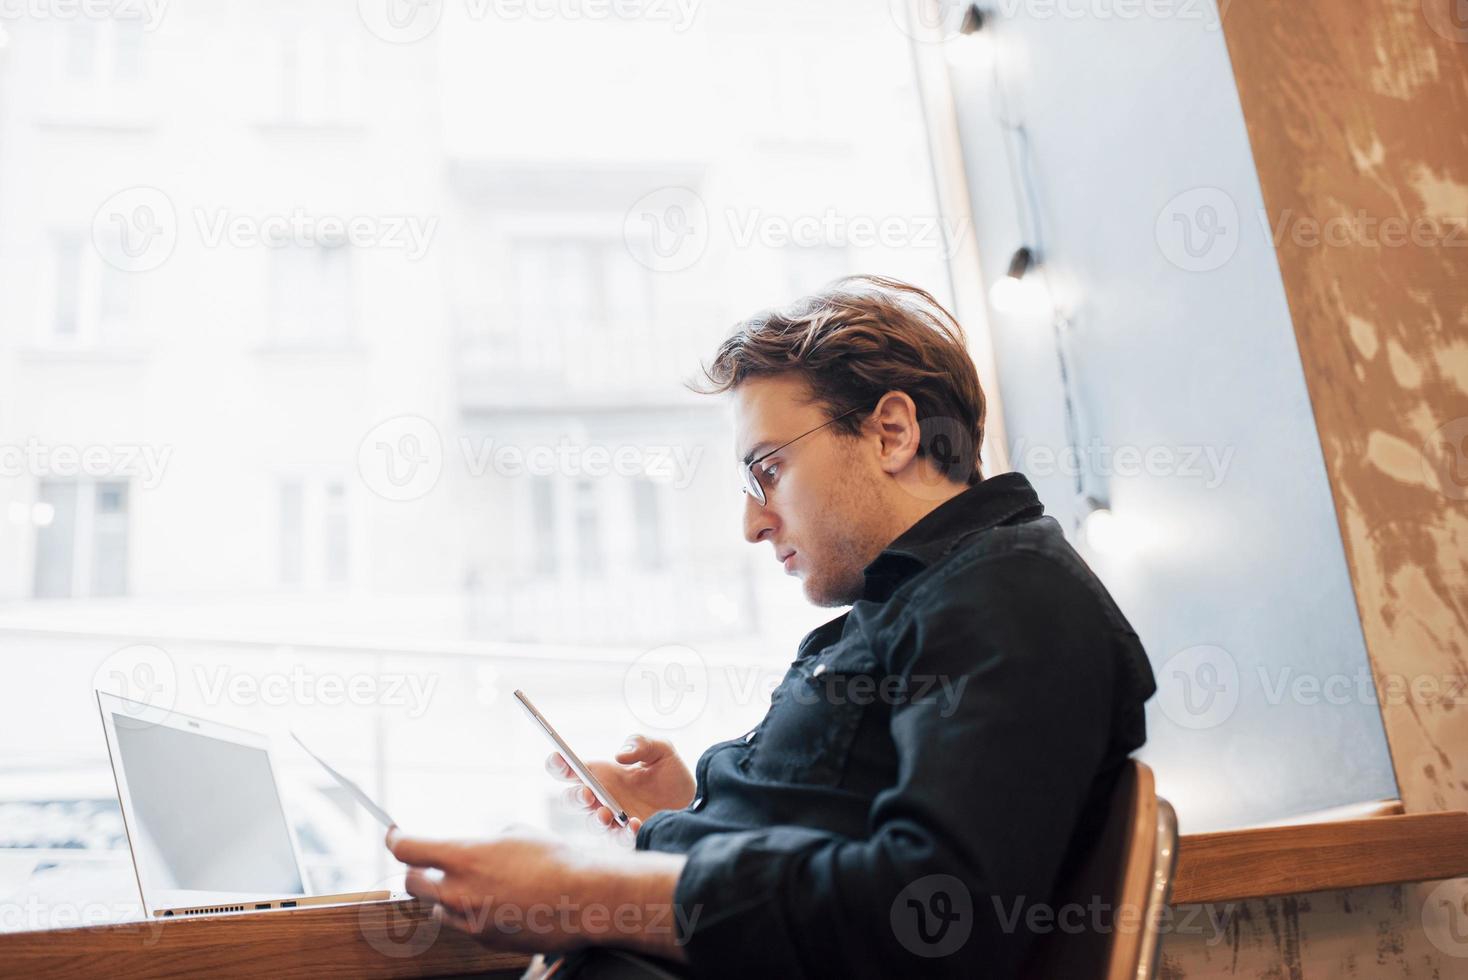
[0,852,37,901]
[290,731,397,830]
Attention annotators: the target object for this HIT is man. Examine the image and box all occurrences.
[388,276,1157,978]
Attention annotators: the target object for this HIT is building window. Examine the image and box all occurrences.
[529,476,557,576]
[323,479,349,585]
[32,480,130,599]
[269,245,353,348]
[62,17,147,84]
[65,21,98,79]
[44,231,130,347]
[277,475,350,588]
[508,238,654,384]
[631,477,666,571]
[275,27,360,126]
[574,479,604,577]
[279,480,305,585]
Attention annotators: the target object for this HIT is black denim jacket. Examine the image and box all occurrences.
[635,472,1158,979]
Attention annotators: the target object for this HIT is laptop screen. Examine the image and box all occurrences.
[111,712,305,897]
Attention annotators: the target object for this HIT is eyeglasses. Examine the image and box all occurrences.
[741,406,865,506]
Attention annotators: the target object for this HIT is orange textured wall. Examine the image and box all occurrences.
[1220,0,1468,813]
[1163,2,1468,974]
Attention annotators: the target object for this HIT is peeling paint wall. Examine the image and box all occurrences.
[1217,0,1468,814]
[1165,0,1468,975]
[1163,881,1468,977]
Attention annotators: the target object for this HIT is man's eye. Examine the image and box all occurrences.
[761,462,780,484]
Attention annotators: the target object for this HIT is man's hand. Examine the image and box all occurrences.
[386,827,689,961]
[547,735,695,834]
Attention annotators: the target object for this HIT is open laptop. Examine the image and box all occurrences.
[96,691,392,917]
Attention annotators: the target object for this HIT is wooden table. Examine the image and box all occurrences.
[6,810,1467,977]
[0,898,530,980]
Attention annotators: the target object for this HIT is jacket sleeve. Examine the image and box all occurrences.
[669,552,1122,979]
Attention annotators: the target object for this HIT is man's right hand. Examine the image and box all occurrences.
[546,735,696,835]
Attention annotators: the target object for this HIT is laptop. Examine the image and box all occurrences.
[96,690,393,917]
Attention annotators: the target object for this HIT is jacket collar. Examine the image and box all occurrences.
[861,471,1045,601]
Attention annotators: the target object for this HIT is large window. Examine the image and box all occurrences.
[0,0,952,929]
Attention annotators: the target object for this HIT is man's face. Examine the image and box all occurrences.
[733,375,892,607]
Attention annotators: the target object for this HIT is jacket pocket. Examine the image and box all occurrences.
[743,641,882,787]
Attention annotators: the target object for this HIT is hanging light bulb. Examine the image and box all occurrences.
[1081,497,1125,555]
[989,246,1049,316]
[957,3,986,34]
[944,4,992,68]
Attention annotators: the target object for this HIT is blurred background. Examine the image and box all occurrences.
[0,0,962,927]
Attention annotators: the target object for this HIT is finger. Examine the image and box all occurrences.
[403,866,448,904]
[544,752,576,781]
[436,897,495,935]
[620,735,675,766]
[560,784,596,811]
[577,806,614,831]
[615,735,668,764]
[434,902,480,936]
[613,819,640,847]
[386,828,471,870]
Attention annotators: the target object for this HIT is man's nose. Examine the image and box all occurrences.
[743,493,777,544]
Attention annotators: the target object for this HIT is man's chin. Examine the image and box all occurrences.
[799,570,862,609]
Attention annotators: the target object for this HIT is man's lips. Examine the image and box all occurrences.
[777,549,797,572]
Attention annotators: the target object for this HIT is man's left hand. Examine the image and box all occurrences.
[385,827,689,960]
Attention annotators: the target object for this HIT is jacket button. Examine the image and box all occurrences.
[811,663,828,678]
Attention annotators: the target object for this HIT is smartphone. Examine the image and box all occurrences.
[514,689,630,827]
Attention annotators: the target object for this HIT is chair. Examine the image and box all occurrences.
[1018,759,1179,980]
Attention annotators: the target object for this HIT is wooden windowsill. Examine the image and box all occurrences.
[0,898,530,980]
[1171,809,1468,904]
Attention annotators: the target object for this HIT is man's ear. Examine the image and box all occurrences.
[870,391,922,475]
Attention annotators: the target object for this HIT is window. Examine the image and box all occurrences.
[50,235,82,339]
[507,238,654,383]
[277,476,351,588]
[279,481,305,585]
[274,27,361,126]
[529,477,557,576]
[268,245,352,348]
[65,21,98,80]
[43,232,130,347]
[32,480,130,599]
[631,477,666,571]
[61,17,147,84]
[0,3,953,929]
[573,479,604,577]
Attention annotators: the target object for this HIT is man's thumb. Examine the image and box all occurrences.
[615,734,670,764]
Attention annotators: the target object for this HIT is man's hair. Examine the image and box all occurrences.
[693,275,986,484]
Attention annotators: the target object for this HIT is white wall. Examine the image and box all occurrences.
[940,2,1397,831]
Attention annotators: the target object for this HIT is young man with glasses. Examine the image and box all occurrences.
[388,276,1157,979]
